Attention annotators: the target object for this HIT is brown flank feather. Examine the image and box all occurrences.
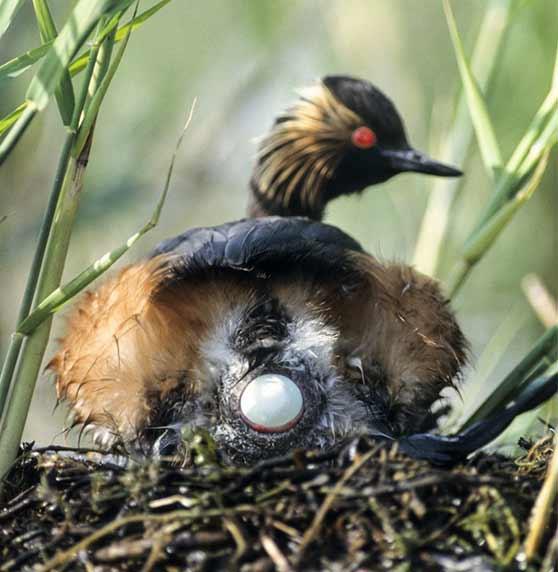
[346,254,467,429]
[48,259,255,441]
[49,253,466,440]
[272,258,467,430]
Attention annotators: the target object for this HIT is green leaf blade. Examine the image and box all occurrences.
[19,100,195,335]
[0,0,136,165]
[0,0,174,137]
[460,326,558,430]
[444,0,503,179]
[25,0,115,112]
[0,0,25,39]
[0,42,53,82]
[462,148,552,264]
[0,102,28,134]
[32,0,76,125]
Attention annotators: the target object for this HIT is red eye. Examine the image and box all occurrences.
[351,126,377,149]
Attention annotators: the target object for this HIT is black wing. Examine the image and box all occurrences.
[151,216,364,279]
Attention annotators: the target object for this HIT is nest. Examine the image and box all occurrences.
[0,435,556,572]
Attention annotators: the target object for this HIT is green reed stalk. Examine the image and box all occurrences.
[413,0,512,276]
[0,31,103,420]
[0,22,116,482]
[32,0,76,124]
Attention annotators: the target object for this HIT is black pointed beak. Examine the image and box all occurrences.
[381,148,462,177]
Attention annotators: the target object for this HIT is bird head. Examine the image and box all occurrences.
[250,75,461,219]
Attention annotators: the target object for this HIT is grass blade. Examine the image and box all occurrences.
[471,42,558,234]
[461,326,558,430]
[0,21,116,477]
[18,100,196,335]
[513,107,557,183]
[69,0,171,76]
[32,0,75,125]
[0,0,25,39]
[0,106,38,168]
[0,145,90,482]
[73,3,138,156]
[444,0,503,178]
[0,28,104,419]
[447,53,557,298]
[107,0,171,42]
[0,135,74,417]
[0,0,171,121]
[0,103,26,133]
[25,0,133,113]
[0,42,53,82]
[0,0,129,166]
[413,0,512,275]
[461,148,551,265]
[0,0,177,491]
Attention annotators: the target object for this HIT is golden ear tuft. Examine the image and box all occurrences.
[254,81,362,211]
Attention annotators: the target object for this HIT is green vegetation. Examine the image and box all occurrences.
[0,1,556,568]
[0,0,178,485]
[0,0,556,481]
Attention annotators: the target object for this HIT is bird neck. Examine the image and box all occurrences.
[248,153,380,221]
[248,174,328,220]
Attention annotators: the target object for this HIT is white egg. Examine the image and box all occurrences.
[240,373,304,432]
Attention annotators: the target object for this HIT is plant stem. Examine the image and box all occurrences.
[445,259,470,299]
[17,100,196,336]
[80,26,115,127]
[0,37,101,421]
[0,0,121,164]
[0,339,23,418]
[0,21,108,480]
[0,105,37,167]
[446,42,557,297]
[0,1,172,138]
[471,46,558,234]
[525,436,558,560]
[32,0,75,125]
[0,136,93,482]
[443,0,503,178]
[448,143,552,297]
[0,135,73,417]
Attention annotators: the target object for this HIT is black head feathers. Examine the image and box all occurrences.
[250,75,462,220]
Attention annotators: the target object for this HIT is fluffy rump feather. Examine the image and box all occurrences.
[344,253,468,430]
[48,259,253,442]
[49,245,467,445]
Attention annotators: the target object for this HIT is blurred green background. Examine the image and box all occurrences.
[0,0,556,446]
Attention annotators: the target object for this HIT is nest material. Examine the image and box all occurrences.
[0,435,556,572]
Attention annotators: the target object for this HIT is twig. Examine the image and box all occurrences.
[295,448,376,563]
[261,531,293,572]
[522,274,558,328]
[525,436,558,560]
[224,516,249,562]
[39,505,262,571]
[141,522,183,572]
